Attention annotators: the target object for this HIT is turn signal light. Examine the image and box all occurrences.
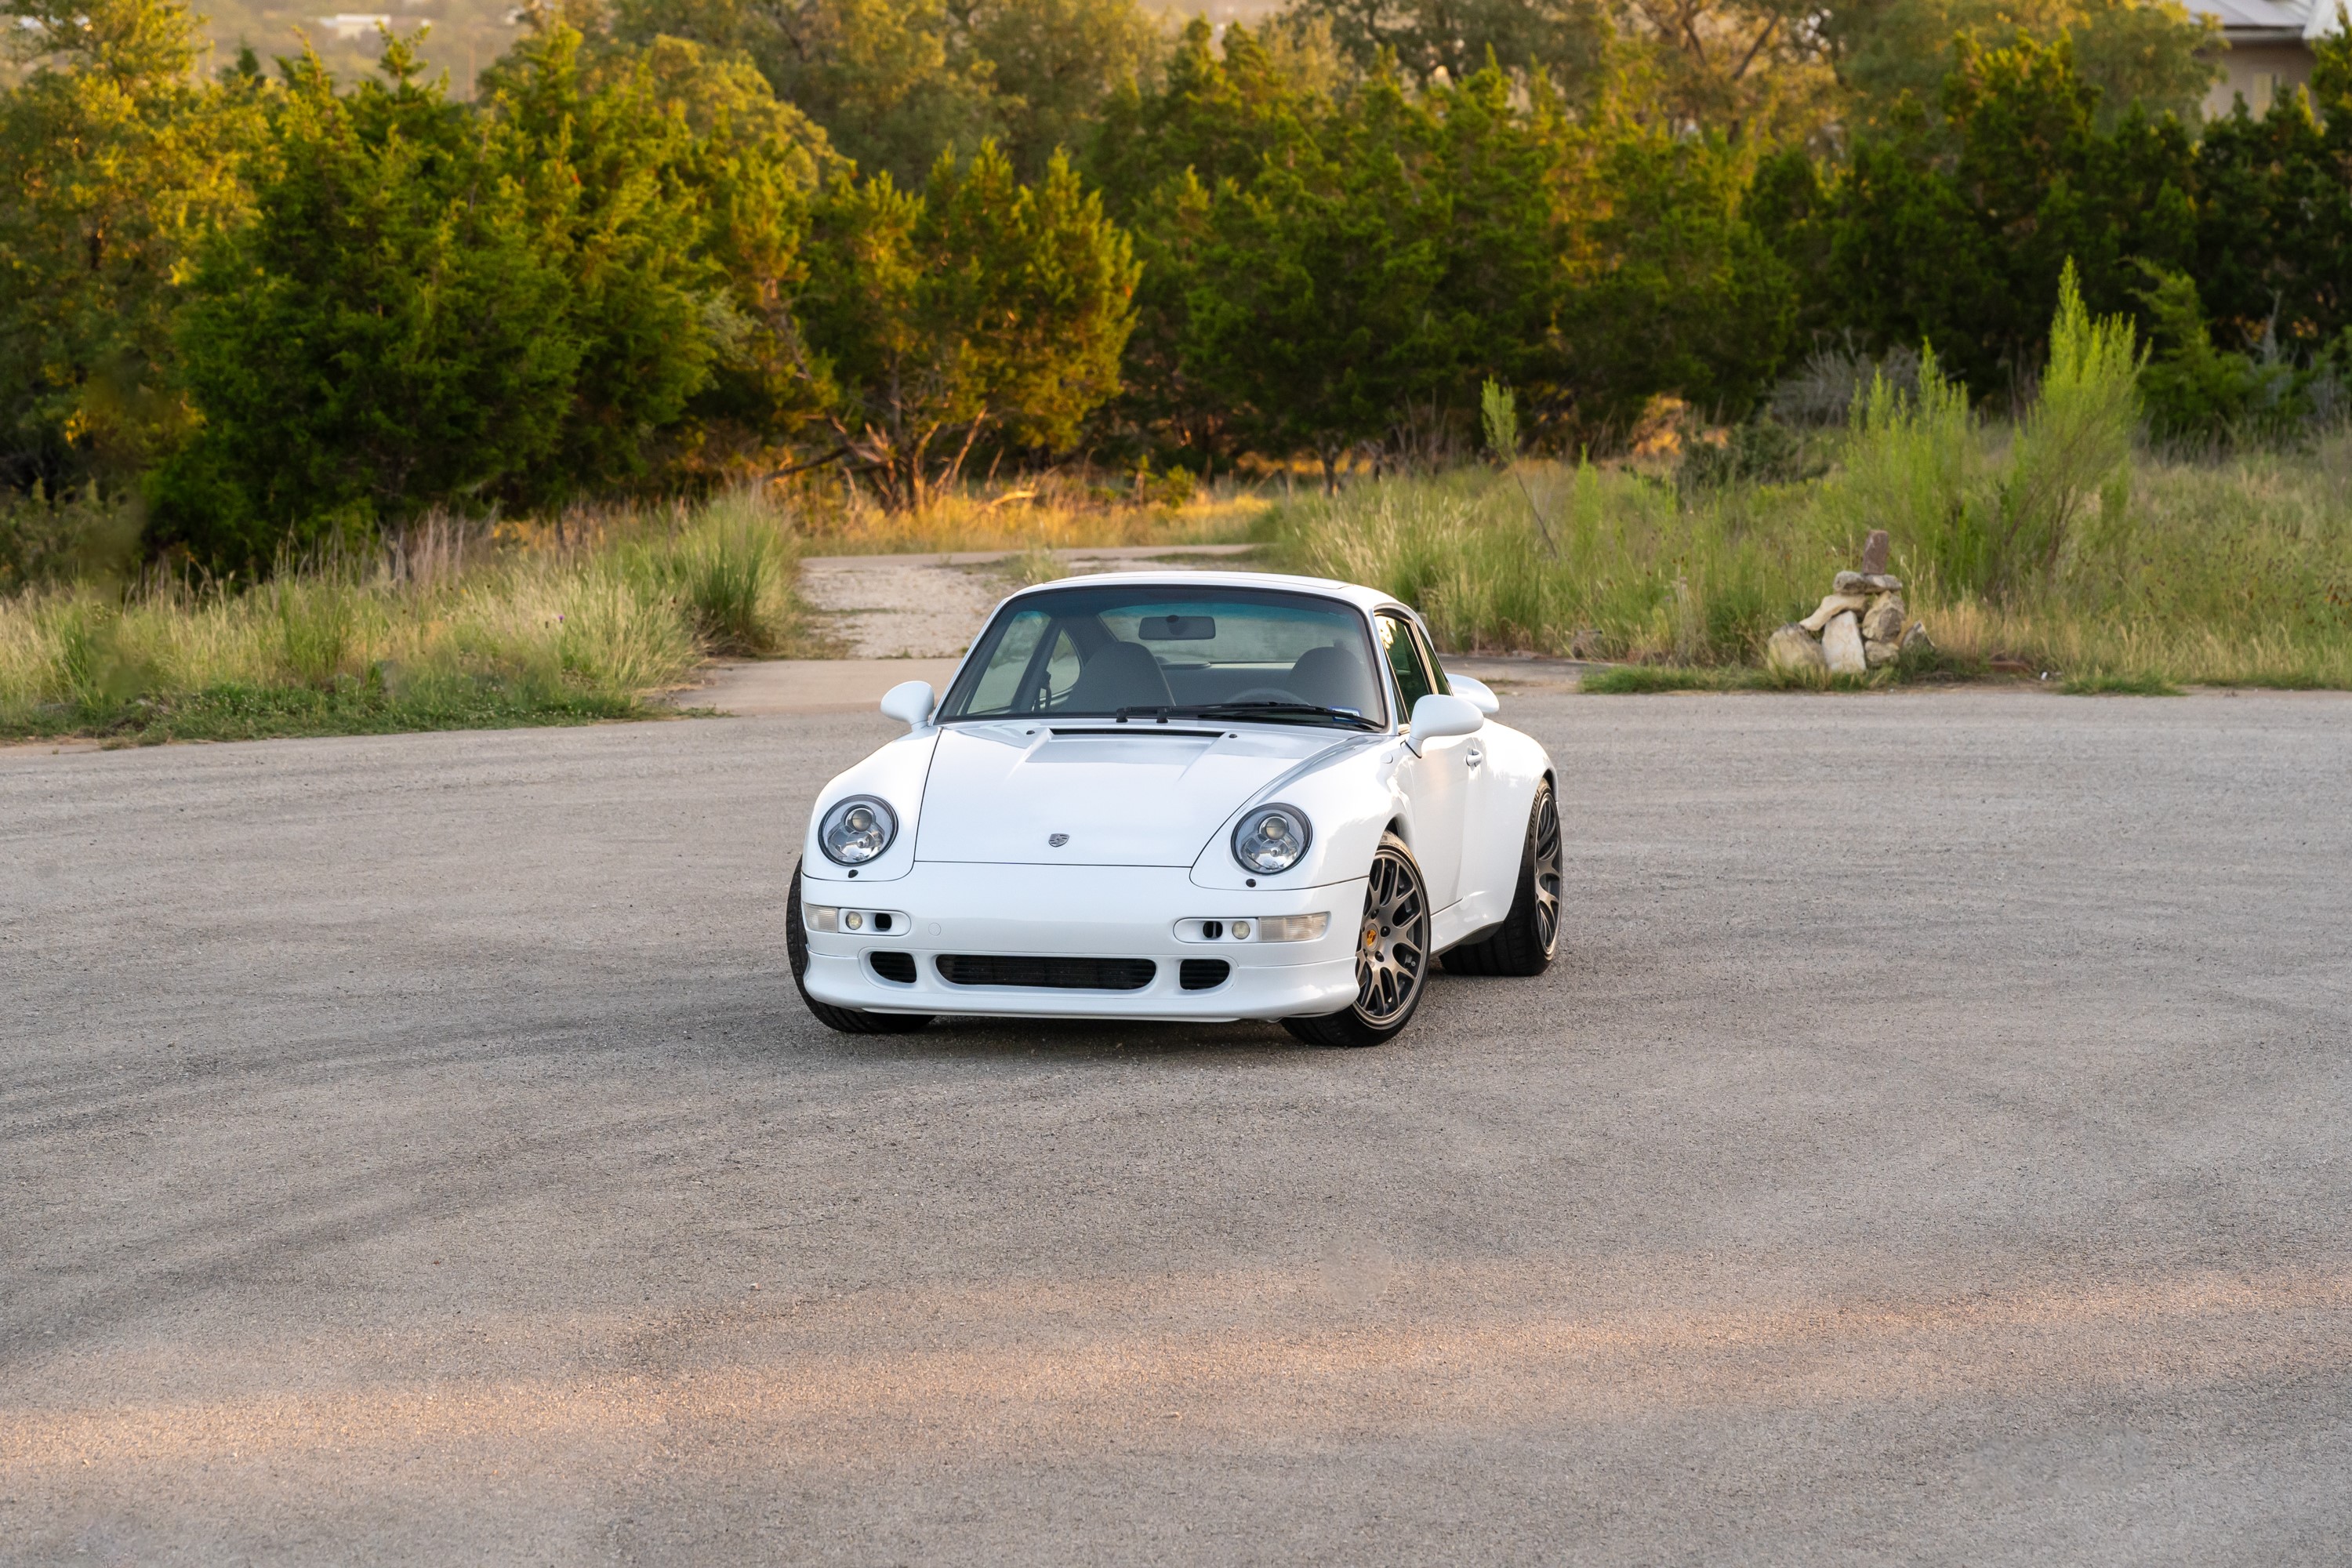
[804,906,908,935]
[1258,913,1330,942]
[1175,913,1330,943]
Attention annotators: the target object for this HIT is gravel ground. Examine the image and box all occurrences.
[2,688,2348,1566]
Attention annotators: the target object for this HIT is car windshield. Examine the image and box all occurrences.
[939,584,1388,726]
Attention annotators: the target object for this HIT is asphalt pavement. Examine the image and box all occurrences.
[2,688,2348,1566]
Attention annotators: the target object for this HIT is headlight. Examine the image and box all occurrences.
[819,796,898,866]
[1232,804,1312,874]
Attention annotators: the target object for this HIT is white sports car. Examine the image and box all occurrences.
[788,572,1562,1046]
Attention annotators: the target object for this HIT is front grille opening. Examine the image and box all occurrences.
[1179,959,1231,991]
[936,956,1156,991]
[868,951,917,984]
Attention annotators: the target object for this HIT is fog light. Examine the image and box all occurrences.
[1230,920,1250,939]
[1257,913,1330,942]
[845,911,865,931]
[805,905,840,932]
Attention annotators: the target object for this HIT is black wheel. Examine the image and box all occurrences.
[1443,778,1562,978]
[787,860,934,1034]
[1283,833,1430,1047]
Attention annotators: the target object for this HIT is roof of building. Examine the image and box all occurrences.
[2179,0,2345,41]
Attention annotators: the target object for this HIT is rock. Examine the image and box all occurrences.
[1822,611,1868,674]
[1860,528,1891,575]
[1900,621,1933,655]
[1798,593,1868,633]
[1864,638,1898,668]
[1766,624,1828,675]
[1862,572,1903,592]
[1833,570,1868,595]
[1860,593,1907,644]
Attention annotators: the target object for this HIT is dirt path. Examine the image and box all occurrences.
[797,543,1264,659]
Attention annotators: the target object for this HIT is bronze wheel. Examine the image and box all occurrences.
[1284,833,1430,1047]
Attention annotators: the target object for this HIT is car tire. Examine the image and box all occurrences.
[1442,777,1562,978]
[1283,833,1431,1048]
[788,859,934,1035]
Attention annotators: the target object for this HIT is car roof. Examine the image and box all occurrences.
[1000,569,1406,616]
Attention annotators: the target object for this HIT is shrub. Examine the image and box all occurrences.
[2136,265,2306,451]
[1997,261,2141,596]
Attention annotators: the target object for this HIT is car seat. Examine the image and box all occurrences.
[1287,644,1381,716]
[1065,640,1174,712]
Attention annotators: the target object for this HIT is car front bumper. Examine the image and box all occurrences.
[799,862,1367,1022]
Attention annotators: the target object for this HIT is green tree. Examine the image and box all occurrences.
[2190,27,2352,352]
[1290,0,1610,94]
[1088,19,1337,457]
[151,38,579,571]
[630,33,845,467]
[2132,263,2300,448]
[1830,0,2218,132]
[0,0,260,494]
[1613,0,1843,144]
[1758,31,2197,392]
[950,0,1163,180]
[480,13,720,499]
[1087,17,1331,223]
[1171,70,1460,486]
[615,0,996,186]
[798,141,1138,507]
[1561,122,1796,423]
[1106,20,1782,462]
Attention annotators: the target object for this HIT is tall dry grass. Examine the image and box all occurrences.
[1274,430,2352,688]
[0,488,824,739]
[794,471,1270,555]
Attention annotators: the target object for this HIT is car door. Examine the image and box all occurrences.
[1377,611,1468,913]
[1408,616,1508,926]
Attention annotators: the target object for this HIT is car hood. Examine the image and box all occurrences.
[916,721,1352,866]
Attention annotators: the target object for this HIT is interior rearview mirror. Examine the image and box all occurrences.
[880,680,935,731]
[1406,693,1483,754]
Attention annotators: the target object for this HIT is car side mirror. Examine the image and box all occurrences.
[880,680,935,732]
[1406,693,1483,754]
[1447,674,1499,716]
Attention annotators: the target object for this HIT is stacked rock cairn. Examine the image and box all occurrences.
[1765,528,1931,677]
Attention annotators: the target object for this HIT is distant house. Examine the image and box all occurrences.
[2183,0,2344,116]
[315,14,394,41]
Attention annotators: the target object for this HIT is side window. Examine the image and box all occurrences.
[966,609,1047,712]
[1038,630,1083,709]
[1377,613,1433,720]
[1406,620,1451,695]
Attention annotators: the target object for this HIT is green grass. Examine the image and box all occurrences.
[1271,426,2352,689]
[1578,663,1889,694]
[1579,666,1731,694]
[8,676,642,746]
[2060,670,2185,695]
[0,488,824,743]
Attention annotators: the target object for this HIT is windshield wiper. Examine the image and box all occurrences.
[1104,702,1379,731]
[1183,701,1382,731]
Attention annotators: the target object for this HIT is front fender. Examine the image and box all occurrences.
[801,730,942,885]
[1189,734,1408,892]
